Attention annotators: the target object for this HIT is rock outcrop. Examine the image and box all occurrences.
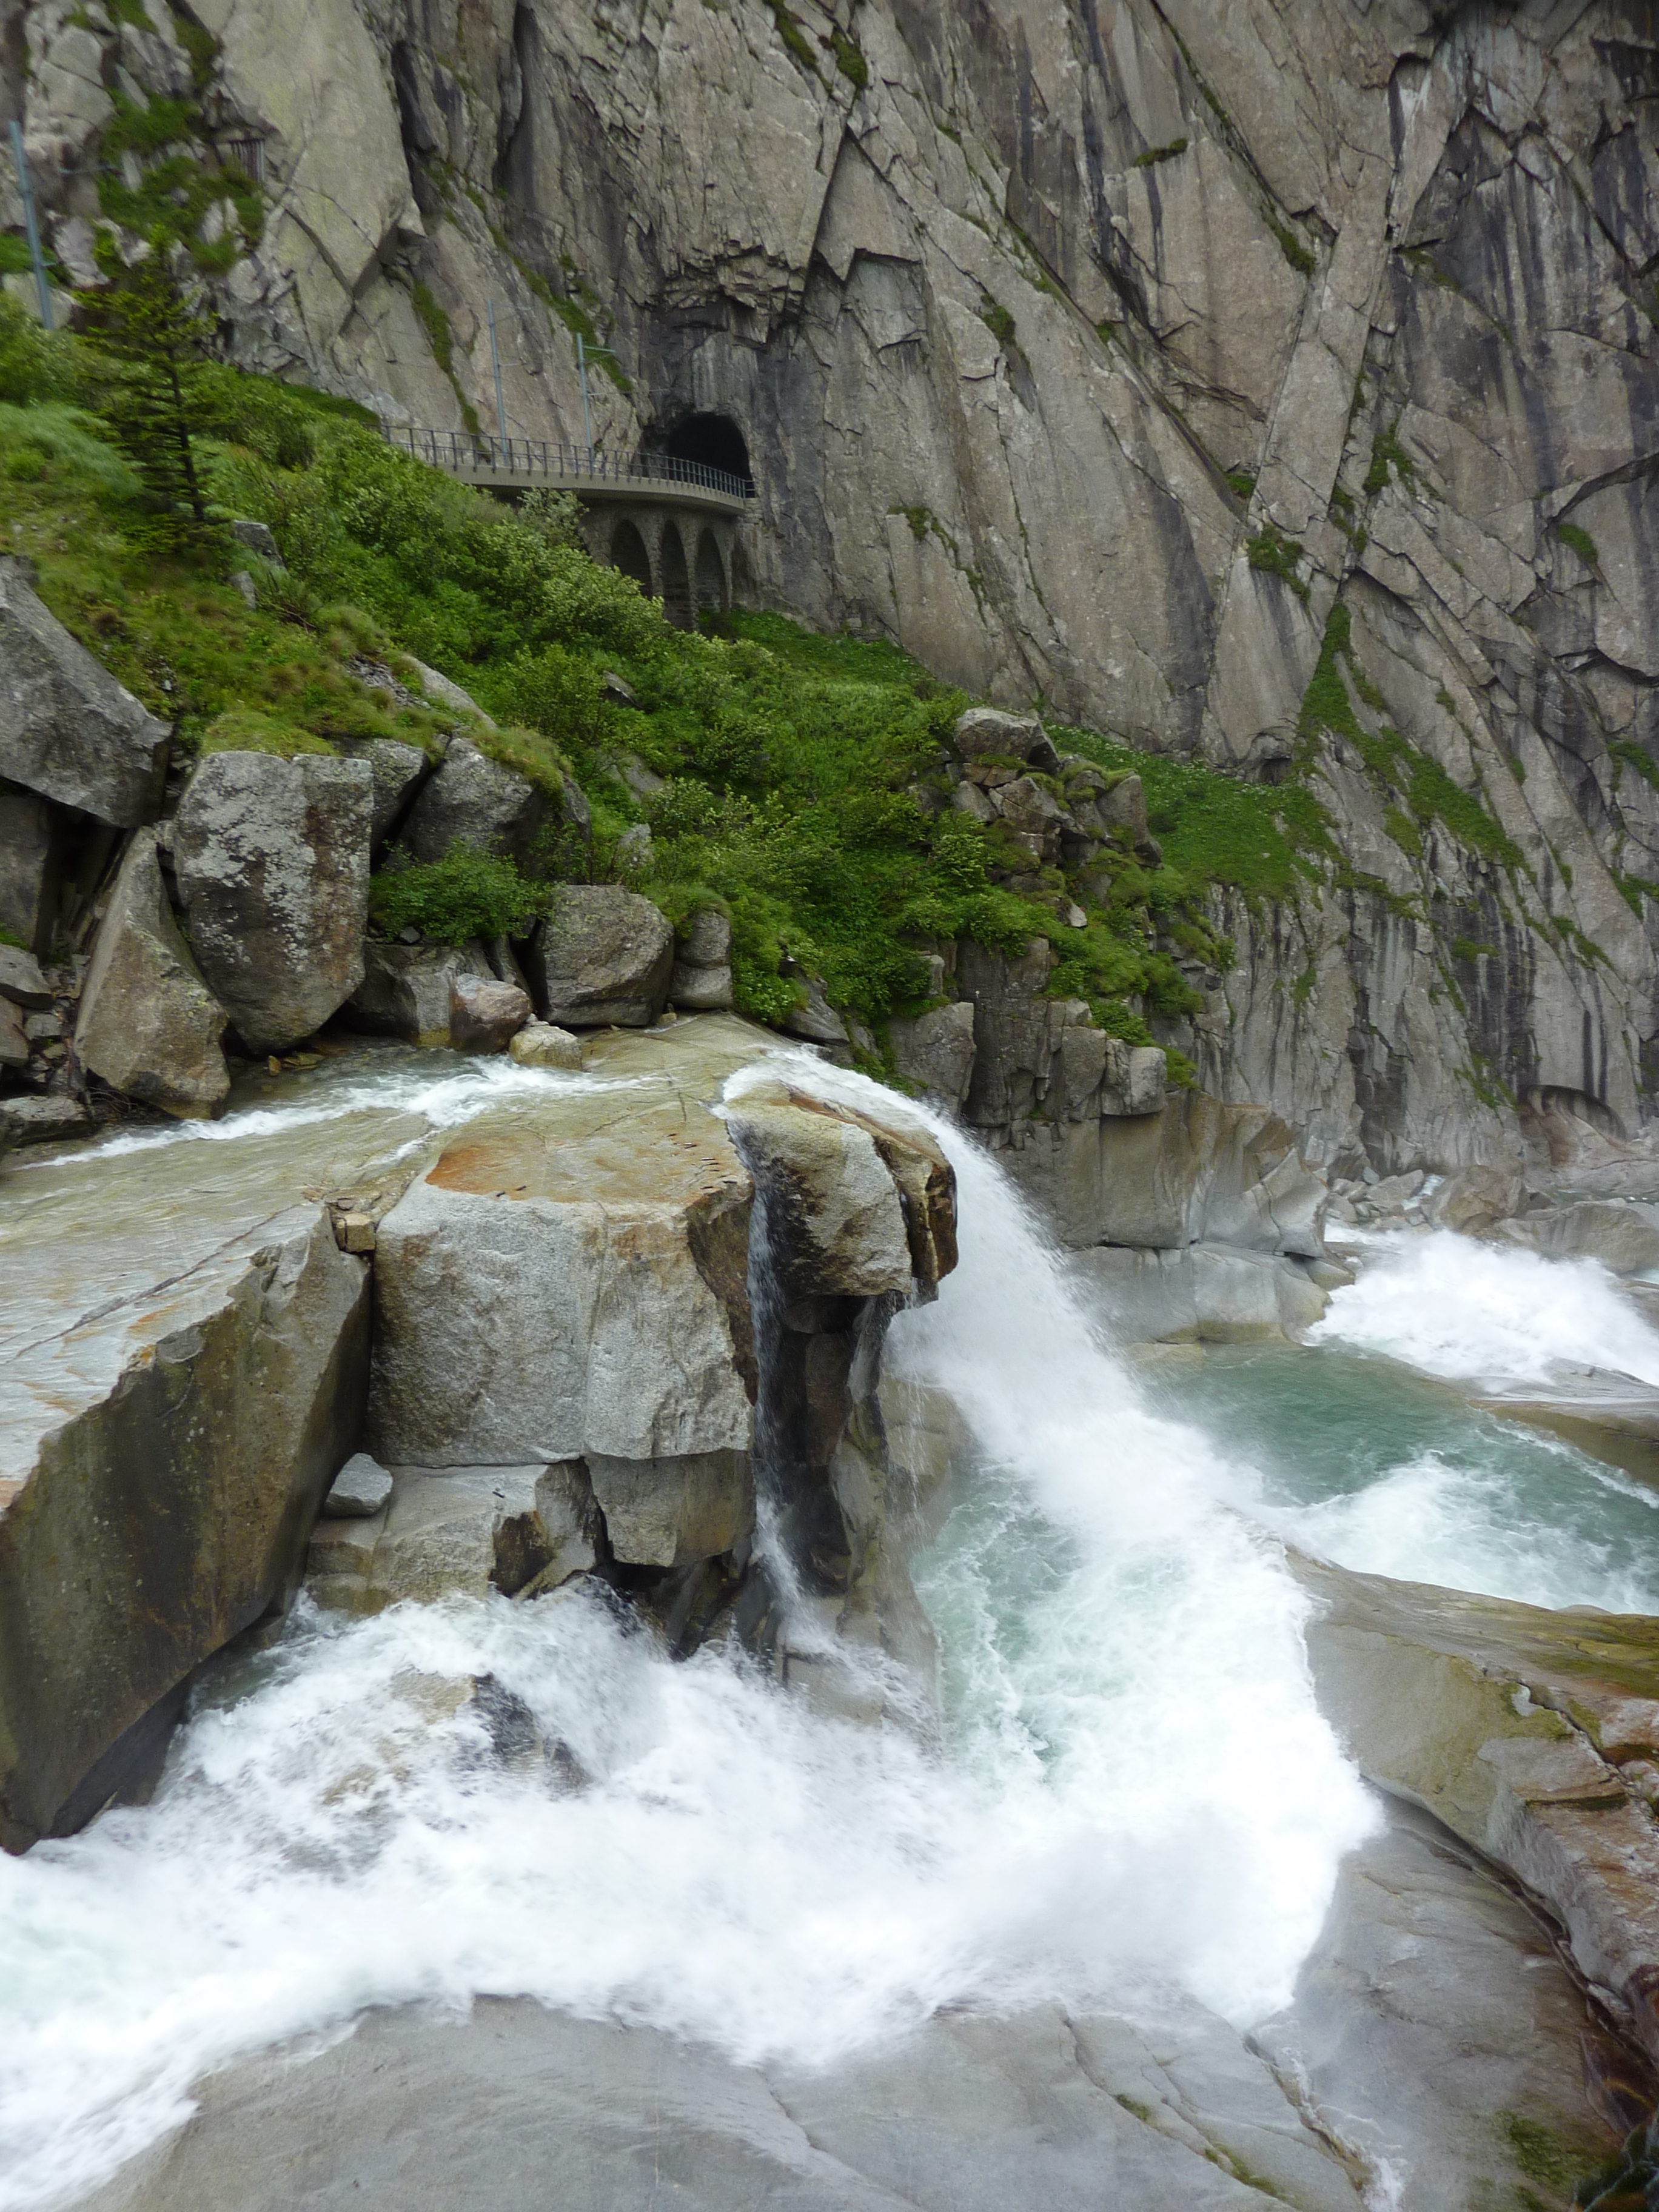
[73,830,230,1118]
[173,752,373,1053]
[363,1016,954,1647]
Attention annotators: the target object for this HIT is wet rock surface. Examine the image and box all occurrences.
[70,1996,1357,2212]
[1256,1795,1638,2212]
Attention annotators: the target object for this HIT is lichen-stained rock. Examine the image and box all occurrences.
[526,884,675,1030]
[173,752,372,1054]
[401,738,545,869]
[722,1089,914,1304]
[344,736,428,851]
[1292,1553,1659,2073]
[367,1016,771,1473]
[73,829,229,1118]
[0,1209,370,1852]
[0,557,169,825]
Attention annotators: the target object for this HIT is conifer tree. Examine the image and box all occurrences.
[76,232,215,538]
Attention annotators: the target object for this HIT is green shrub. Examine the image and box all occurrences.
[369,845,551,945]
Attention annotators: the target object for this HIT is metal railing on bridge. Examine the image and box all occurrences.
[380,423,754,502]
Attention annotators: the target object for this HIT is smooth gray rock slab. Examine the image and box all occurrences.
[526,883,674,1028]
[0,784,62,956]
[953,705,1048,763]
[1253,1796,1631,2212]
[320,1450,394,1518]
[73,829,229,1118]
[0,557,169,825]
[69,1999,1338,2212]
[173,752,372,1054]
[402,737,543,867]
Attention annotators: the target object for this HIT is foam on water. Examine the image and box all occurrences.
[1310,1228,1659,1388]
[15,1053,623,1166]
[0,1061,1379,2210]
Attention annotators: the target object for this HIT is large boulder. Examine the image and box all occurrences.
[367,1022,762,1506]
[73,829,230,1118]
[526,884,674,1028]
[953,705,1057,768]
[402,737,544,867]
[0,557,170,825]
[669,907,734,1011]
[173,752,373,1053]
[0,783,62,956]
[723,1088,920,1302]
[346,942,526,1051]
[342,736,428,851]
[2,1204,371,1850]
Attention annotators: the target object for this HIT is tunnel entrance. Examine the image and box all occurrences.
[662,413,753,493]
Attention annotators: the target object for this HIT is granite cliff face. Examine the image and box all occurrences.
[7,0,1658,1168]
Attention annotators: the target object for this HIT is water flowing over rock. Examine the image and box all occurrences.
[0,557,169,826]
[173,752,373,1054]
[73,830,230,1119]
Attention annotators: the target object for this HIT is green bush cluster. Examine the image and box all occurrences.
[369,846,551,946]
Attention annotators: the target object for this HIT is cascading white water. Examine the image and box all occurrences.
[0,1059,1381,2212]
[1309,1228,1659,1389]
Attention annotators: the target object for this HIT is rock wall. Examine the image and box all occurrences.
[9,0,1658,1166]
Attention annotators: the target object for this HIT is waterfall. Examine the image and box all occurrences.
[0,1057,1377,2212]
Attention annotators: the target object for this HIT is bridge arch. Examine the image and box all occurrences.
[659,523,694,630]
[609,517,654,597]
[663,412,753,494]
[694,527,727,615]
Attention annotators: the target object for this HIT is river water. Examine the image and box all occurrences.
[4,1062,1657,2210]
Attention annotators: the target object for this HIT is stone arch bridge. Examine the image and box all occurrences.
[380,427,751,629]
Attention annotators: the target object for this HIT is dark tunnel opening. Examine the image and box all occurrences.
[661,414,753,492]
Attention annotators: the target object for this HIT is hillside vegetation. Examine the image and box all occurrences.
[0,295,1329,1061]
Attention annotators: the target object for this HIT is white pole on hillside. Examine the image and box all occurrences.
[486,297,506,458]
[7,122,54,332]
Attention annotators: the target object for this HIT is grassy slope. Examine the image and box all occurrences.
[0,312,1341,1069]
